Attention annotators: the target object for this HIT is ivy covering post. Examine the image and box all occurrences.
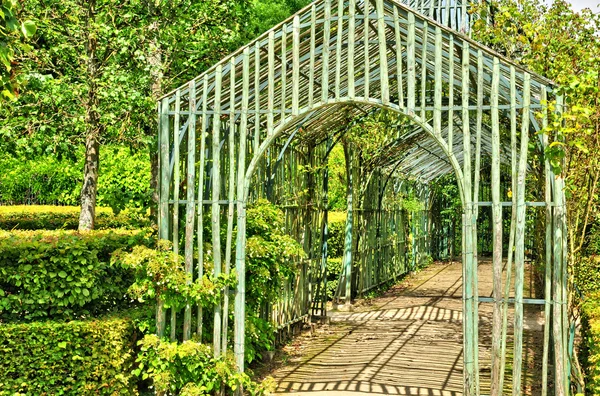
[156,0,570,393]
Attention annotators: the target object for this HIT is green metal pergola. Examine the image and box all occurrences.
[157,0,570,394]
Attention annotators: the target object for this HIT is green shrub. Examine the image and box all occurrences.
[326,257,343,299]
[585,225,600,256]
[115,242,237,321]
[327,213,346,258]
[582,292,600,395]
[0,154,81,206]
[245,200,305,309]
[0,205,150,230]
[0,312,138,395]
[245,313,276,365]
[0,229,153,321]
[0,147,151,213]
[574,255,600,297]
[135,334,274,395]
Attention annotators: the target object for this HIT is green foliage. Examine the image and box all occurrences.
[0,228,152,321]
[346,110,413,165]
[0,0,35,101]
[326,257,343,299]
[581,293,600,395]
[0,205,150,230]
[245,313,276,365]
[0,312,138,395]
[240,200,306,363]
[574,256,600,297]
[472,0,600,260]
[245,199,306,308]
[327,217,346,258]
[115,242,237,312]
[248,0,312,37]
[327,145,348,211]
[0,0,253,156]
[0,147,151,212]
[135,334,274,395]
[401,198,424,213]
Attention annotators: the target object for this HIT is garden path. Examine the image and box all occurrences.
[265,260,545,395]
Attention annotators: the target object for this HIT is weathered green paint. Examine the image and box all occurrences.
[156,2,569,395]
[512,72,531,395]
[490,57,502,396]
[183,81,196,341]
[212,64,223,357]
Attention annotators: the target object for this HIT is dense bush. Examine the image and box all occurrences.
[574,256,600,297]
[0,312,138,395]
[115,242,237,324]
[327,214,346,258]
[0,147,151,213]
[135,334,274,395]
[582,293,600,395]
[242,200,306,364]
[245,200,305,309]
[0,229,152,321]
[326,257,343,299]
[245,313,276,365]
[0,205,150,230]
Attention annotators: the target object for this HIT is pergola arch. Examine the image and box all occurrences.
[157,0,569,395]
[243,98,466,203]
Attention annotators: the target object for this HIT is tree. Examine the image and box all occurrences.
[472,0,600,389]
[472,1,600,261]
[0,0,35,102]
[0,0,252,228]
[0,0,312,229]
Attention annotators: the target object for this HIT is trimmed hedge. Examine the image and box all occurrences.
[0,205,150,230]
[574,255,600,297]
[0,313,138,395]
[582,293,600,395]
[0,229,153,321]
[0,147,151,212]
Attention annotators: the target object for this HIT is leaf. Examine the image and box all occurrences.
[58,341,67,348]
[21,20,36,38]
[58,271,68,278]
[82,288,90,297]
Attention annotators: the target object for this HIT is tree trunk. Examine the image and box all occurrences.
[78,0,101,231]
[79,134,100,230]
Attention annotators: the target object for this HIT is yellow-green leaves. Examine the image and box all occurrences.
[0,313,137,394]
[0,0,35,102]
[20,20,35,38]
[134,334,273,395]
[114,243,237,310]
[0,229,152,321]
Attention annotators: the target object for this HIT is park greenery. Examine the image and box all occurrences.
[471,1,600,390]
[1,0,600,393]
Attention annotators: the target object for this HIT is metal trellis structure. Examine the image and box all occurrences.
[157,0,570,394]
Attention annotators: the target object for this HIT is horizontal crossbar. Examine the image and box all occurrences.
[476,201,548,207]
[478,297,546,305]
[166,104,543,117]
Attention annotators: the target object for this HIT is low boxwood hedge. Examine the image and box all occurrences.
[582,292,600,395]
[0,205,150,231]
[0,229,153,321]
[0,312,138,395]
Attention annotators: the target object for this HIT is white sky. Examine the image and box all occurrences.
[545,0,600,12]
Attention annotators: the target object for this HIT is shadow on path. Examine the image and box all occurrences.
[265,260,544,395]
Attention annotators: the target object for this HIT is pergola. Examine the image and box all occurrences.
[157,0,570,394]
